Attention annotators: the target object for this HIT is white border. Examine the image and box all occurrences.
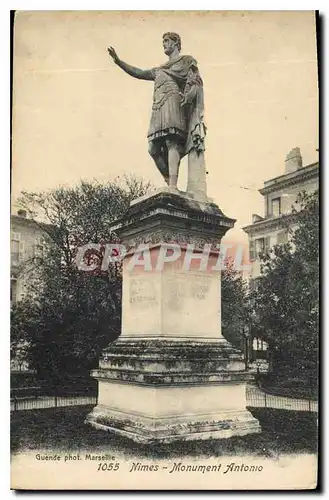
[1,3,326,499]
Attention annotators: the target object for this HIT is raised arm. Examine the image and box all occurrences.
[108,46,155,81]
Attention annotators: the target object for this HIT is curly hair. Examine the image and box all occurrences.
[163,32,181,52]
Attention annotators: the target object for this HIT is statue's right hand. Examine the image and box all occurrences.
[108,46,119,63]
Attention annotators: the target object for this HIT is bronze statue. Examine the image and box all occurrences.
[108,32,207,197]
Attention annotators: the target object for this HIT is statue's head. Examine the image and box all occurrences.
[163,32,181,55]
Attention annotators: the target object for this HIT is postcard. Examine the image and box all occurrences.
[10,10,319,490]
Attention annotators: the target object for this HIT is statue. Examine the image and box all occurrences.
[108,32,207,198]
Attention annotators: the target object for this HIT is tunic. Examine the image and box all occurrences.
[147,55,206,156]
[147,68,187,143]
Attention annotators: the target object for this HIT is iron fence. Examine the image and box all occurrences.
[10,395,97,412]
[246,386,318,413]
[10,387,317,413]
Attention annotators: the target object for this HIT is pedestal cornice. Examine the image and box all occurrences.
[111,189,236,249]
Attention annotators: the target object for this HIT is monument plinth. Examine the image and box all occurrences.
[86,189,261,443]
[87,32,261,443]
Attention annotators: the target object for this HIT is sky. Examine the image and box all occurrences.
[12,10,319,243]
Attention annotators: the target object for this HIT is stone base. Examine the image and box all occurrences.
[86,339,261,444]
[86,405,260,445]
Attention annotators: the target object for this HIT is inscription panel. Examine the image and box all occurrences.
[129,276,158,309]
[162,272,221,337]
[122,272,161,336]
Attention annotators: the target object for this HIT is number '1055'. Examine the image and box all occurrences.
[97,462,120,471]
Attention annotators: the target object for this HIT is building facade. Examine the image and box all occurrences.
[243,148,319,279]
[11,209,49,371]
[11,209,47,305]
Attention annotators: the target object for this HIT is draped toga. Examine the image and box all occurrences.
[147,55,206,157]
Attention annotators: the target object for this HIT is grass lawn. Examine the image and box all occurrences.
[11,405,317,459]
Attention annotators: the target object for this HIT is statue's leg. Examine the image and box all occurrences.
[165,138,183,189]
[148,140,169,184]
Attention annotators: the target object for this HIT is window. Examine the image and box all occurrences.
[264,235,271,253]
[255,238,265,256]
[253,337,268,351]
[249,240,256,262]
[34,236,46,257]
[11,232,22,265]
[11,240,20,264]
[19,280,27,301]
[10,278,17,304]
[250,237,272,261]
[250,236,272,261]
[271,197,281,217]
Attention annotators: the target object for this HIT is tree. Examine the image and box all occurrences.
[221,262,250,350]
[10,300,34,370]
[251,190,319,386]
[11,176,151,384]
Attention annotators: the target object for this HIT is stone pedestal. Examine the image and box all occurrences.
[86,188,261,443]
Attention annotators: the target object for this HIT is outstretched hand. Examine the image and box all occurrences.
[108,46,119,64]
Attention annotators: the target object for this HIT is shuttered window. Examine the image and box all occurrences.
[34,236,46,257]
[271,197,281,217]
[255,238,265,256]
[11,232,21,265]
[10,278,17,304]
[265,236,271,253]
[249,240,256,261]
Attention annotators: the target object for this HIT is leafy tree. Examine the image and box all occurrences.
[11,176,151,384]
[10,301,32,371]
[221,262,250,350]
[251,190,319,386]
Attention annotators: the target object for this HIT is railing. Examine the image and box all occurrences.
[10,395,97,412]
[10,387,317,413]
[246,386,318,413]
